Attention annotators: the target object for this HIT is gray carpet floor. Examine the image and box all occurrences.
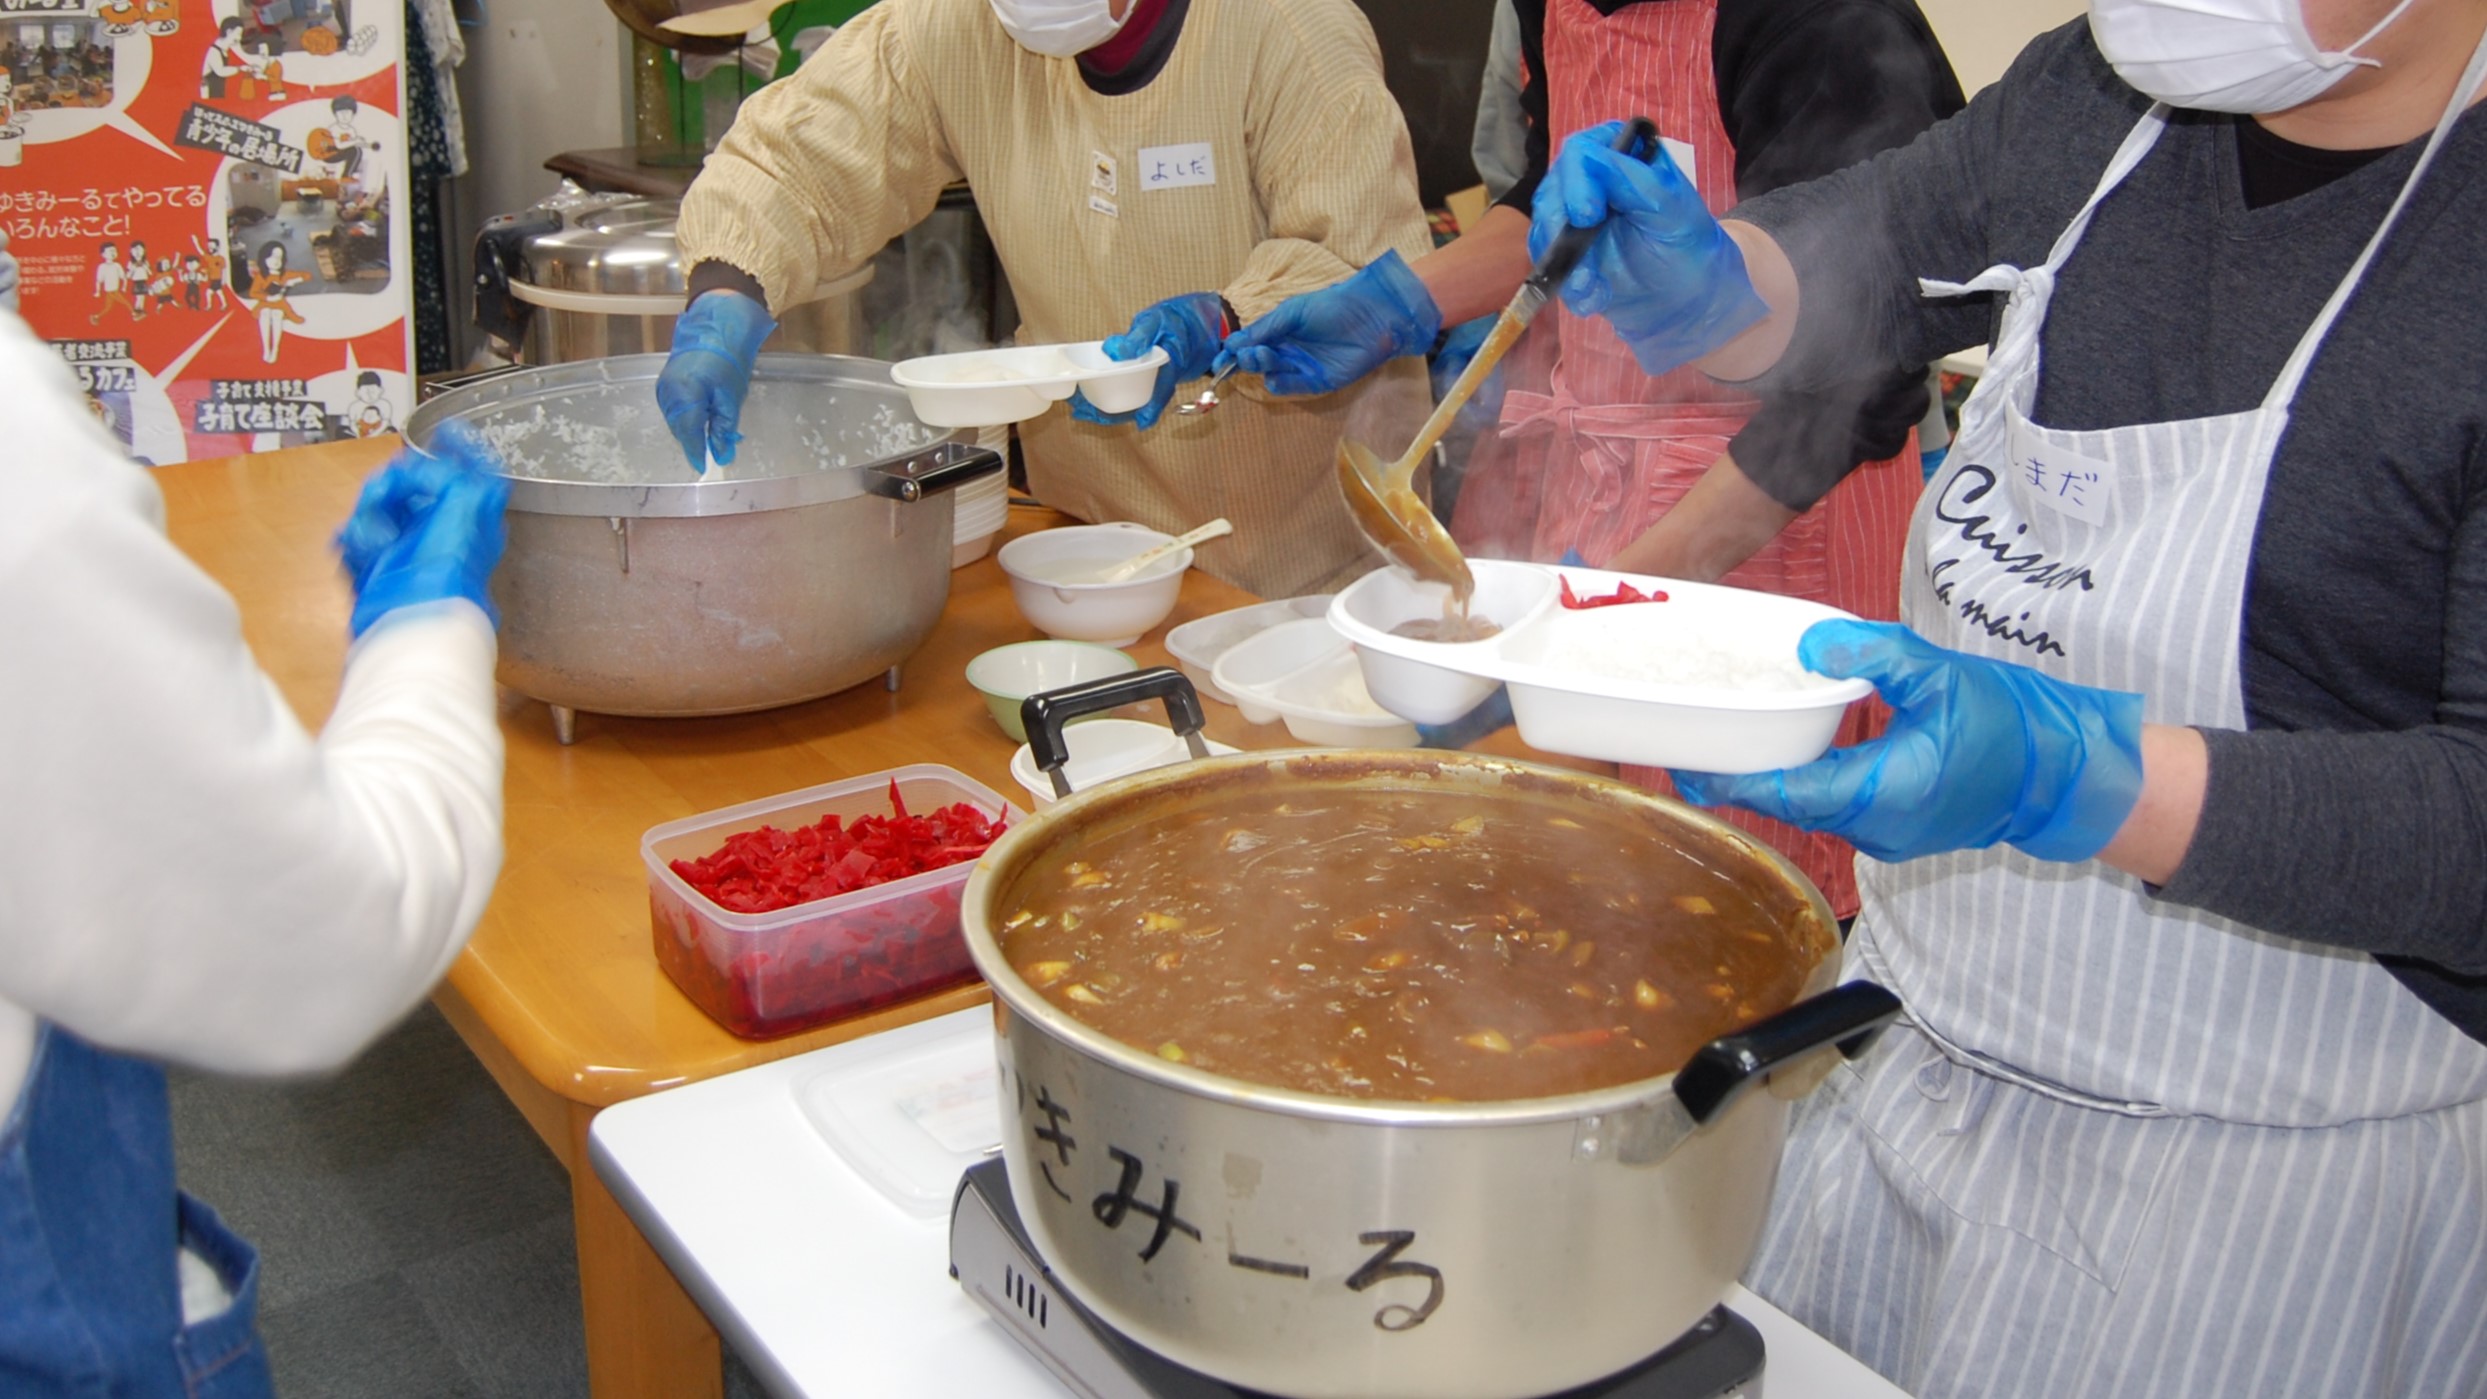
[168,1004,769,1399]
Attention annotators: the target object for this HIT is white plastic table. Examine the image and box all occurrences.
[589,1009,1913,1398]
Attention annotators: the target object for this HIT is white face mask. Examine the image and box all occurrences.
[2090,0,2418,113]
[988,0,1128,57]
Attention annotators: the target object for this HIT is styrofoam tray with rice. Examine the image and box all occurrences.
[1327,563,1872,774]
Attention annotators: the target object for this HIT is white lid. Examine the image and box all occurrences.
[793,1017,1001,1218]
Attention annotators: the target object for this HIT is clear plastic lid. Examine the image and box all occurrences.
[793,1016,1002,1218]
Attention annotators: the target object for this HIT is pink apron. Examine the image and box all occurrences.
[1450,0,1920,917]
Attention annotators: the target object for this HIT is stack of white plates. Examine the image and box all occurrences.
[951,425,1011,567]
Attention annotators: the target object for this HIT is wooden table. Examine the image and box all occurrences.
[160,435,1587,1399]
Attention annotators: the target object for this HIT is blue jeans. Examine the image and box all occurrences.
[0,1024,274,1397]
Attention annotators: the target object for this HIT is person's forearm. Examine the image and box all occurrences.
[1696,221,1800,383]
[1411,204,1534,327]
[1601,451,1798,582]
[2097,724,2207,885]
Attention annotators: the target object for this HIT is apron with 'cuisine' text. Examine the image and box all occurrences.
[1745,31,2487,1399]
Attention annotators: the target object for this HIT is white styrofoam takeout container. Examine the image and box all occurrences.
[1328,564,1872,773]
[1210,617,1419,748]
[1163,595,1334,704]
[994,522,1191,648]
[1323,560,1560,724]
[890,341,1169,427]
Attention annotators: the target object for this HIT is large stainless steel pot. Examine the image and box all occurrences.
[406,353,1001,743]
[959,671,1901,1399]
[508,196,869,364]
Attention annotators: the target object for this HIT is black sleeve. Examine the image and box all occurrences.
[2157,486,2487,981]
[1494,0,1552,216]
[686,260,770,312]
[1713,0,1966,201]
[1714,0,1964,506]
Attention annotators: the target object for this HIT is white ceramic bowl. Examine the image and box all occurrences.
[1163,595,1334,704]
[1209,617,1419,748]
[995,523,1190,647]
[1007,719,1240,808]
[1327,561,1561,724]
[891,342,1170,428]
[964,639,1140,742]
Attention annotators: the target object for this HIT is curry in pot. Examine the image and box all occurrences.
[997,774,1827,1102]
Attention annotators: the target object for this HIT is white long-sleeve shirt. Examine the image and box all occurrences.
[0,311,504,1112]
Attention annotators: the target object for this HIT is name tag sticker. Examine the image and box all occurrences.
[1088,191,1119,219]
[1139,142,1215,191]
[1659,136,1697,189]
[2009,415,2114,526]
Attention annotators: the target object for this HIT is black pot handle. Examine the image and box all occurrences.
[1022,667,1209,800]
[1526,116,1662,296]
[1673,981,1903,1125]
[862,441,1007,502]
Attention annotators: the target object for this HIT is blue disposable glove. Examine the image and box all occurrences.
[1216,250,1443,397]
[1528,120,1769,377]
[336,421,511,639]
[654,289,776,472]
[1429,314,1507,419]
[1415,686,1514,749]
[1673,620,2145,864]
[1072,291,1230,428]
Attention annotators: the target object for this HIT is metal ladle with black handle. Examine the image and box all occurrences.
[1336,116,1664,606]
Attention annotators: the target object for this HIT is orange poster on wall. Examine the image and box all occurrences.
[2,0,411,464]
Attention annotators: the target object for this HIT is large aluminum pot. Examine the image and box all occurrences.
[959,671,1901,1399]
[407,353,1001,739]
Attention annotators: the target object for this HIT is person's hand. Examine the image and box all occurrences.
[1216,250,1442,397]
[1673,620,2145,863]
[0,228,18,314]
[1529,120,1768,376]
[1070,292,1230,428]
[335,422,511,639]
[1429,314,1507,419]
[654,290,776,471]
[1415,687,1514,749]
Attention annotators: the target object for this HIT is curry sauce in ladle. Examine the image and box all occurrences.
[1336,116,1663,621]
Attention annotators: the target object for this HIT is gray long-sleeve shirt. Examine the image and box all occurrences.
[1733,20,2487,1039]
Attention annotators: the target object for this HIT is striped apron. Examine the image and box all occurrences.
[1746,36,2487,1398]
[1462,0,1921,918]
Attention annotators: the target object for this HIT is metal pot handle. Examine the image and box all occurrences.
[1022,666,1211,800]
[1673,980,1902,1125]
[862,441,1006,502]
[1592,981,1902,1167]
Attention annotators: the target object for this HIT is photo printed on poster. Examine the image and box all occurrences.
[2,0,412,463]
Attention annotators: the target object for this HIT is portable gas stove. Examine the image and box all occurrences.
[949,1158,1765,1399]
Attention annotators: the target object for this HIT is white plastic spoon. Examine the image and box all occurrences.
[1085,518,1234,583]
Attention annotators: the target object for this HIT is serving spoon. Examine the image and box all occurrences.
[1083,517,1235,583]
[1176,362,1238,416]
[1337,117,1662,606]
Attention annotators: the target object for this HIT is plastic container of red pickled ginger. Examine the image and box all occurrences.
[643,765,1025,1039]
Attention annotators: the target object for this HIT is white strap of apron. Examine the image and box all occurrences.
[2266,27,2487,409]
[1919,105,2175,304]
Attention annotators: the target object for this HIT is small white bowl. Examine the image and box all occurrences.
[964,640,1140,742]
[1210,618,1419,748]
[995,523,1190,647]
[1007,719,1239,807]
[891,341,1170,428]
[1164,595,1334,704]
[1327,561,1560,724]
